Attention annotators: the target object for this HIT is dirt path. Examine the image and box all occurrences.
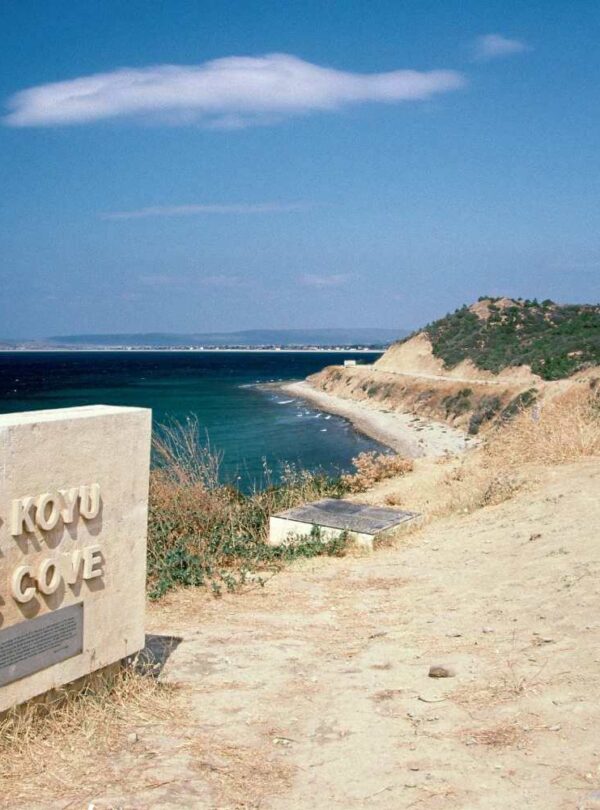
[122,459,599,809]
[370,367,506,385]
[14,459,599,809]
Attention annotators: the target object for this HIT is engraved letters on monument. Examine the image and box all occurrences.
[0,484,102,685]
[0,405,151,712]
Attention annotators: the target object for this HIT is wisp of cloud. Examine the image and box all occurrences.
[102,202,308,220]
[474,34,528,61]
[4,53,465,128]
[299,273,352,289]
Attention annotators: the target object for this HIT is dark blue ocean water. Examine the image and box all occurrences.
[0,351,383,487]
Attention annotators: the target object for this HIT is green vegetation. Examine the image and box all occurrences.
[468,395,503,435]
[360,380,383,397]
[424,298,600,380]
[442,388,473,417]
[148,419,350,599]
[147,419,415,599]
[148,458,349,599]
[500,388,538,421]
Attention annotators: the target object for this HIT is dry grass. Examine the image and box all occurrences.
[372,386,600,525]
[486,385,600,468]
[0,665,180,805]
[341,451,413,492]
[382,453,526,523]
[463,720,526,748]
[153,414,222,488]
[190,737,294,808]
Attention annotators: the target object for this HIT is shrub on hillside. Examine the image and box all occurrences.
[442,388,473,418]
[468,395,503,435]
[423,300,600,380]
[500,388,538,422]
[341,451,413,493]
[148,419,353,599]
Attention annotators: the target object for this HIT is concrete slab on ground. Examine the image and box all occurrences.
[269,498,420,548]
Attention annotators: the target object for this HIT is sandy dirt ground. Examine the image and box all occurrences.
[280,380,471,457]
[27,457,598,810]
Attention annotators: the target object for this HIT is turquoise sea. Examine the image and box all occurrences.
[0,351,384,488]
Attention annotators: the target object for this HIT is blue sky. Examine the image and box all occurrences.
[1,0,599,338]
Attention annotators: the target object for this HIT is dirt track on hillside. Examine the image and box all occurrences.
[8,459,599,809]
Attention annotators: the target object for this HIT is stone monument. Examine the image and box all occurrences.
[0,405,151,712]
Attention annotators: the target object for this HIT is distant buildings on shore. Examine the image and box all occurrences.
[0,343,386,353]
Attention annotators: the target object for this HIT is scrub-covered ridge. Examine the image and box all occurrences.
[424,297,600,380]
[306,297,600,440]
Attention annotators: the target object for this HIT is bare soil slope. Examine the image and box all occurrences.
[8,458,599,809]
[308,333,598,436]
[308,298,599,434]
[374,331,541,385]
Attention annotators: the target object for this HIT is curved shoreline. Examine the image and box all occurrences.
[279,380,470,458]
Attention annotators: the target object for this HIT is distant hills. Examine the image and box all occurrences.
[6,328,407,350]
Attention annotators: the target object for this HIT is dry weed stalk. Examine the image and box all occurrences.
[153,415,222,488]
[486,386,600,468]
[191,737,293,806]
[0,665,179,802]
[453,630,549,711]
[464,720,525,748]
[342,451,413,493]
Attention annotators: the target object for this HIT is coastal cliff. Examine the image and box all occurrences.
[306,298,600,436]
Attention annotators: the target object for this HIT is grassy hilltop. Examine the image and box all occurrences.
[424,297,600,380]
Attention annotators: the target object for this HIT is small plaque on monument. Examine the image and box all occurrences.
[0,603,83,688]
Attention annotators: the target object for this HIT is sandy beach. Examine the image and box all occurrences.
[280,380,470,457]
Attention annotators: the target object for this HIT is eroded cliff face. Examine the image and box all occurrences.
[309,325,600,435]
[310,335,600,436]
[308,364,531,435]
[373,332,542,385]
[308,333,540,435]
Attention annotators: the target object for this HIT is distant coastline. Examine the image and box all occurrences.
[0,327,406,353]
[0,346,386,354]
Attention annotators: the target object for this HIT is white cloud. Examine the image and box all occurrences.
[299,273,353,289]
[102,201,307,220]
[473,34,529,61]
[4,53,465,128]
